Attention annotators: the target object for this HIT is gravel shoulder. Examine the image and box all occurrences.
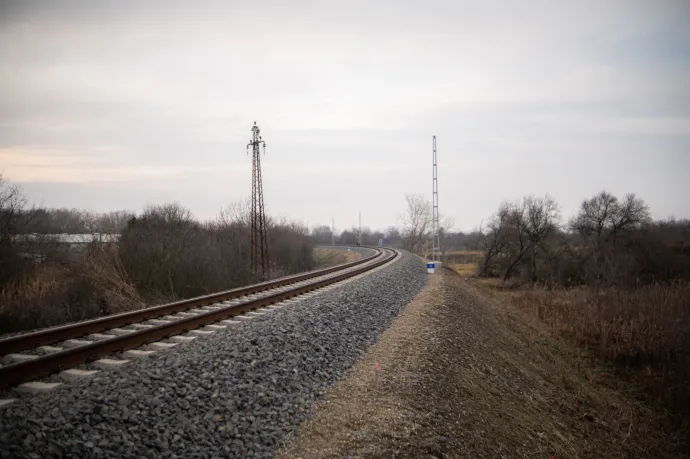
[279,268,685,458]
[1,251,426,458]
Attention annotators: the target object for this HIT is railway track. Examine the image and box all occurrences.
[0,247,398,393]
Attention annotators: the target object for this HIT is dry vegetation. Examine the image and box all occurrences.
[473,190,690,430]
[0,246,143,334]
[509,283,690,424]
[312,247,360,268]
[281,270,687,458]
[0,176,315,335]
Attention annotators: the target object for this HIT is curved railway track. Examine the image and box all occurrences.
[0,247,398,392]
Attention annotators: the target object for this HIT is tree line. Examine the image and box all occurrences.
[474,191,690,422]
[0,176,315,334]
[478,191,690,287]
[308,194,479,254]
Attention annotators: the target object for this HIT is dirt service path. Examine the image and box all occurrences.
[278,268,683,458]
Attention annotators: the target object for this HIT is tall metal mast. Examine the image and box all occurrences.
[247,121,269,280]
[432,136,440,262]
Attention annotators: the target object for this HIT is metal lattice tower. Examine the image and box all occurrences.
[247,121,269,280]
[432,136,440,262]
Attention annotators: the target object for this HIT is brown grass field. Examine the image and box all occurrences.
[441,250,690,431]
[444,250,482,277]
[507,283,690,423]
[446,249,690,431]
[312,247,361,268]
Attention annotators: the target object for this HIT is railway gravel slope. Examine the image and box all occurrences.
[0,251,426,458]
[279,268,685,459]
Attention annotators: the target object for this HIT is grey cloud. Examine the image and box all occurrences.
[1,0,689,230]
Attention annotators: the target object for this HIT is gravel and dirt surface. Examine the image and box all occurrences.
[279,268,686,458]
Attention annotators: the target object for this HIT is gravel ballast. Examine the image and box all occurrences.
[0,251,426,458]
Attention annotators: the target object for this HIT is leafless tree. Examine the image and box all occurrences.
[91,210,135,233]
[399,194,431,253]
[0,175,36,285]
[570,191,650,247]
[569,191,651,287]
[478,196,560,282]
[0,174,29,241]
[478,202,511,277]
[502,195,560,282]
[338,229,358,246]
[475,190,687,288]
[119,203,200,298]
[384,226,403,248]
[310,225,333,244]
[219,197,252,227]
[437,214,455,254]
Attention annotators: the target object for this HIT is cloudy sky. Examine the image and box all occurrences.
[1,0,689,231]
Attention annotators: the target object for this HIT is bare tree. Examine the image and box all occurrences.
[610,193,651,240]
[569,191,651,286]
[0,175,36,285]
[504,195,560,282]
[119,203,200,298]
[399,194,431,253]
[219,197,252,228]
[570,191,650,247]
[91,210,135,233]
[475,190,687,288]
[384,226,403,247]
[310,225,333,244]
[478,196,560,281]
[437,214,455,255]
[478,202,511,277]
[500,200,528,281]
[338,229,358,245]
[0,174,28,241]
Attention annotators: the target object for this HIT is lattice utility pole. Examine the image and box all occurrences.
[431,135,440,262]
[247,121,269,280]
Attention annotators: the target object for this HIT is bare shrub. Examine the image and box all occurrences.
[0,192,316,334]
[0,243,142,334]
[270,218,312,277]
[118,203,202,300]
[118,202,315,303]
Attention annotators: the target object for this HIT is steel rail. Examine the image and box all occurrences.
[0,247,381,355]
[0,249,397,390]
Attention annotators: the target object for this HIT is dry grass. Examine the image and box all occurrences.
[507,282,690,424]
[0,247,142,335]
[280,269,687,458]
[449,262,479,277]
[312,247,360,268]
[441,250,483,266]
[444,250,483,256]
[443,250,482,277]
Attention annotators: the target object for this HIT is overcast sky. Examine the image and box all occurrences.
[1,0,689,231]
